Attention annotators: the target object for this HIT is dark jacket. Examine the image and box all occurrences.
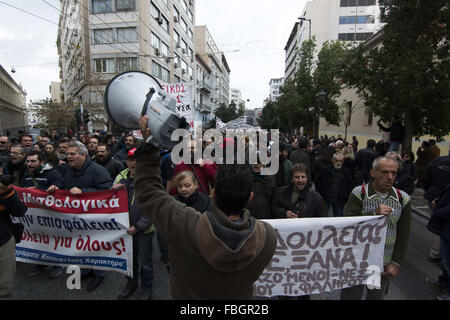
[379,121,404,143]
[314,165,355,204]
[246,171,277,219]
[394,160,418,195]
[272,183,328,218]
[96,155,125,182]
[0,186,28,246]
[416,146,434,173]
[312,146,335,181]
[289,149,311,173]
[134,145,276,299]
[4,158,27,186]
[63,157,112,192]
[423,156,450,201]
[175,189,211,213]
[118,175,152,232]
[20,164,64,190]
[427,184,450,243]
[355,147,379,181]
[114,148,131,166]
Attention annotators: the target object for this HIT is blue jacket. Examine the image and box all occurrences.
[118,174,153,233]
[427,184,450,243]
[20,164,64,190]
[0,186,27,246]
[63,157,112,192]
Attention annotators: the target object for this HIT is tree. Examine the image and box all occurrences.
[36,98,76,133]
[213,101,245,123]
[343,0,450,152]
[275,38,347,137]
[258,100,280,130]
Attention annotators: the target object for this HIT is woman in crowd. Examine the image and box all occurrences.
[174,171,211,213]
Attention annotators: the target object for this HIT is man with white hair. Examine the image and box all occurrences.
[314,152,355,217]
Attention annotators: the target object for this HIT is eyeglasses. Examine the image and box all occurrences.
[67,152,79,156]
[0,141,6,144]
[10,151,23,155]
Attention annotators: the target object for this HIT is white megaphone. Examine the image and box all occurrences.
[104,71,190,150]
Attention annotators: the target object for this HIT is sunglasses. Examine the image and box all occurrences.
[0,141,6,144]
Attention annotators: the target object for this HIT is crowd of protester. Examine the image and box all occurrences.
[0,128,449,300]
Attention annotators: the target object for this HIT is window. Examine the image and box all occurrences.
[339,16,356,24]
[95,58,115,73]
[340,15,375,24]
[180,18,188,33]
[346,101,352,126]
[338,33,373,41]
[92,0,113,13]
[188,28,193,40]
[93,29,114,44]
[151,32,160,49]
[180,0,187,13]
[174,6,180,21]
[161,67,170,82]
[188,10,193,23]
[357,15,375,24]
[152,61,162,78]
[181,39,188,52]
[117,27,138,42]
[174,30,180,46]
[151,3,159,19]
[161,41,169,57]
[160,15,169,33]
[367,110,373,125]
[116,0,136,11]
[117,57,137,72]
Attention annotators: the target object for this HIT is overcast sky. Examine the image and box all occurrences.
[0,0,307,108]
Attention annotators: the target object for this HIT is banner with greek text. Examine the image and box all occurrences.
[253,215,388,297]
[11,187,133,277]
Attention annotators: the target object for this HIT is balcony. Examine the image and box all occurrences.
[196,103,212,114]
[196,79,213,94]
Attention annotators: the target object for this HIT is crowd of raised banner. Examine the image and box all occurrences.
[0,124,449,300]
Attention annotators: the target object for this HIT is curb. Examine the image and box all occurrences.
[412,207,429,221]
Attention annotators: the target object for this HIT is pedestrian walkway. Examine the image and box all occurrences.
[411,188,430,219]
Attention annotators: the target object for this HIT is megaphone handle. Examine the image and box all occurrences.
[141,88,156,117]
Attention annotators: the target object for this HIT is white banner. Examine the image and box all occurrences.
[11,187,133,277]
[254,215,388,297]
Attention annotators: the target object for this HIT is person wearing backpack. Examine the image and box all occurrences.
[341,156,412,300]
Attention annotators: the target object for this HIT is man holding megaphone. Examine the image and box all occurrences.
[133,115,276,300]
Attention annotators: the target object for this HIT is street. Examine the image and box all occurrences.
[10,189,444,300]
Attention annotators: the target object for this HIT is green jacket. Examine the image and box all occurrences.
[345,183,411,267]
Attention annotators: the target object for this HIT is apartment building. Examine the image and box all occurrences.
[269,78,284,102]
[195,25,231,110]
[58,0,196,130]
[0,64,28,136]
[230,88,242,106]
[284,0,384,80]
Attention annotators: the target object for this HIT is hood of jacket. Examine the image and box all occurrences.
[195,202,267,273]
